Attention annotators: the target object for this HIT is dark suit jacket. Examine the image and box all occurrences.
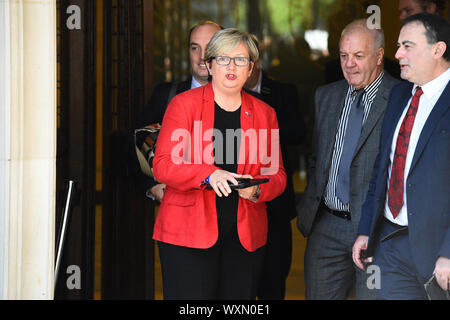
[246,72,305,221]
[297,72,400,237]
[131,79,192,192]
[138,79,192,128]
[358,80,450,279]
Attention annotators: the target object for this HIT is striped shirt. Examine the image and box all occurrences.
[324,71,384,212]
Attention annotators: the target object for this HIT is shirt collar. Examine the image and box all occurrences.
[349,71,384,97]
[191,76,203,89]
[413,67,450,101]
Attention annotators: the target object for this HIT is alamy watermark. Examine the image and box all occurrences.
[366,264,381,290]
[66,265,81,290]
[66,5,81,30]
[366,5,381,30]
[169,121,280,176]
[64,4,382,32]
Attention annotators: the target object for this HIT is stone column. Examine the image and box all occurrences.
[5,0,57,299]
[0,0,11,300]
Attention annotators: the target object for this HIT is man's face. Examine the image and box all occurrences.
[189,24,220,85]
[339,31,384,90]
[395,22,437,85]
[398,0,425,20]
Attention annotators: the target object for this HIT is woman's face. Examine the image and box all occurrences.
[208,42,253,94]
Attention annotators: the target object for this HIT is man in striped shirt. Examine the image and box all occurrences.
[297,20,400,299]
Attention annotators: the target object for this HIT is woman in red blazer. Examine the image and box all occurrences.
[152,28,286,299]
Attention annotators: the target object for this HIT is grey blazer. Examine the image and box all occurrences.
[297,72,400,237]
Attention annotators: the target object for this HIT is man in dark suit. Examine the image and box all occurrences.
[353,13,450,299]
[244,39,305,299]
[296,20,400,299]
[134,21,222,201]
[398,0,447,20]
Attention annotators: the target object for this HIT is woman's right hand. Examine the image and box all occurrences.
[208,170,239,197]
[150,183,166,202]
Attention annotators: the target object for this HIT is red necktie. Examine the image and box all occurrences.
[388,87,423,219]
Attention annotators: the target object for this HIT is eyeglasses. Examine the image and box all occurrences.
[213,56,251,67]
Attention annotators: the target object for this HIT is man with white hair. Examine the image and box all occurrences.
[297,20,400,299]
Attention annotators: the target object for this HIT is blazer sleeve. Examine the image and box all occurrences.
[357,84,397,236]
[128,82,174,194]
[302,86,323,199]
[152,95,219,192]
[358,150,381,236]
[438,229,450,259]
[139,82,172,127]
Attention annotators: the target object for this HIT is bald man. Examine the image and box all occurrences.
[297,20,400,299]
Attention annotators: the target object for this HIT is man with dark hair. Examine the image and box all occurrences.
[353,13,450,299]
[133,21,222,201]
[398,0,447,20]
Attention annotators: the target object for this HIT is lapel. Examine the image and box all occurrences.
[324,81,348,168]
[201,83,255,175]
[178,78,192,93]
[374,82,413,167]
[388,83,414,141]
[200,83,216,161]
[244,72,272,103]
[379,83,413,165]
[244,88,262,101]
[260,72,273,104]
[408,81,450,176]
[238,90,255,175]
[354,74,391,156]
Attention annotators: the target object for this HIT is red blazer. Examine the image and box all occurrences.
[152,83,286,252]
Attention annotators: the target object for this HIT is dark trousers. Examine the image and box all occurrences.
[374,219,428,300]
[304,208,377,300]
[158,222,265,300]
[257,211,293,300]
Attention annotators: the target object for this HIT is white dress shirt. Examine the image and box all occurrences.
[191,76,203,89]
[325,71,385,211]
[384,68,450,225]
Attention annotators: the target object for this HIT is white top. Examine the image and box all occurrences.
[384,68,450,226]
[191,76,203,89]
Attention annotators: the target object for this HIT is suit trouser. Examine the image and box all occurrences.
[304,208,378,300]
[257,209,293,300]
[373,219,428,300]
[158,220,265,300]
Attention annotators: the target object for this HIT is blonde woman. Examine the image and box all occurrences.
[152,28,286,299]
